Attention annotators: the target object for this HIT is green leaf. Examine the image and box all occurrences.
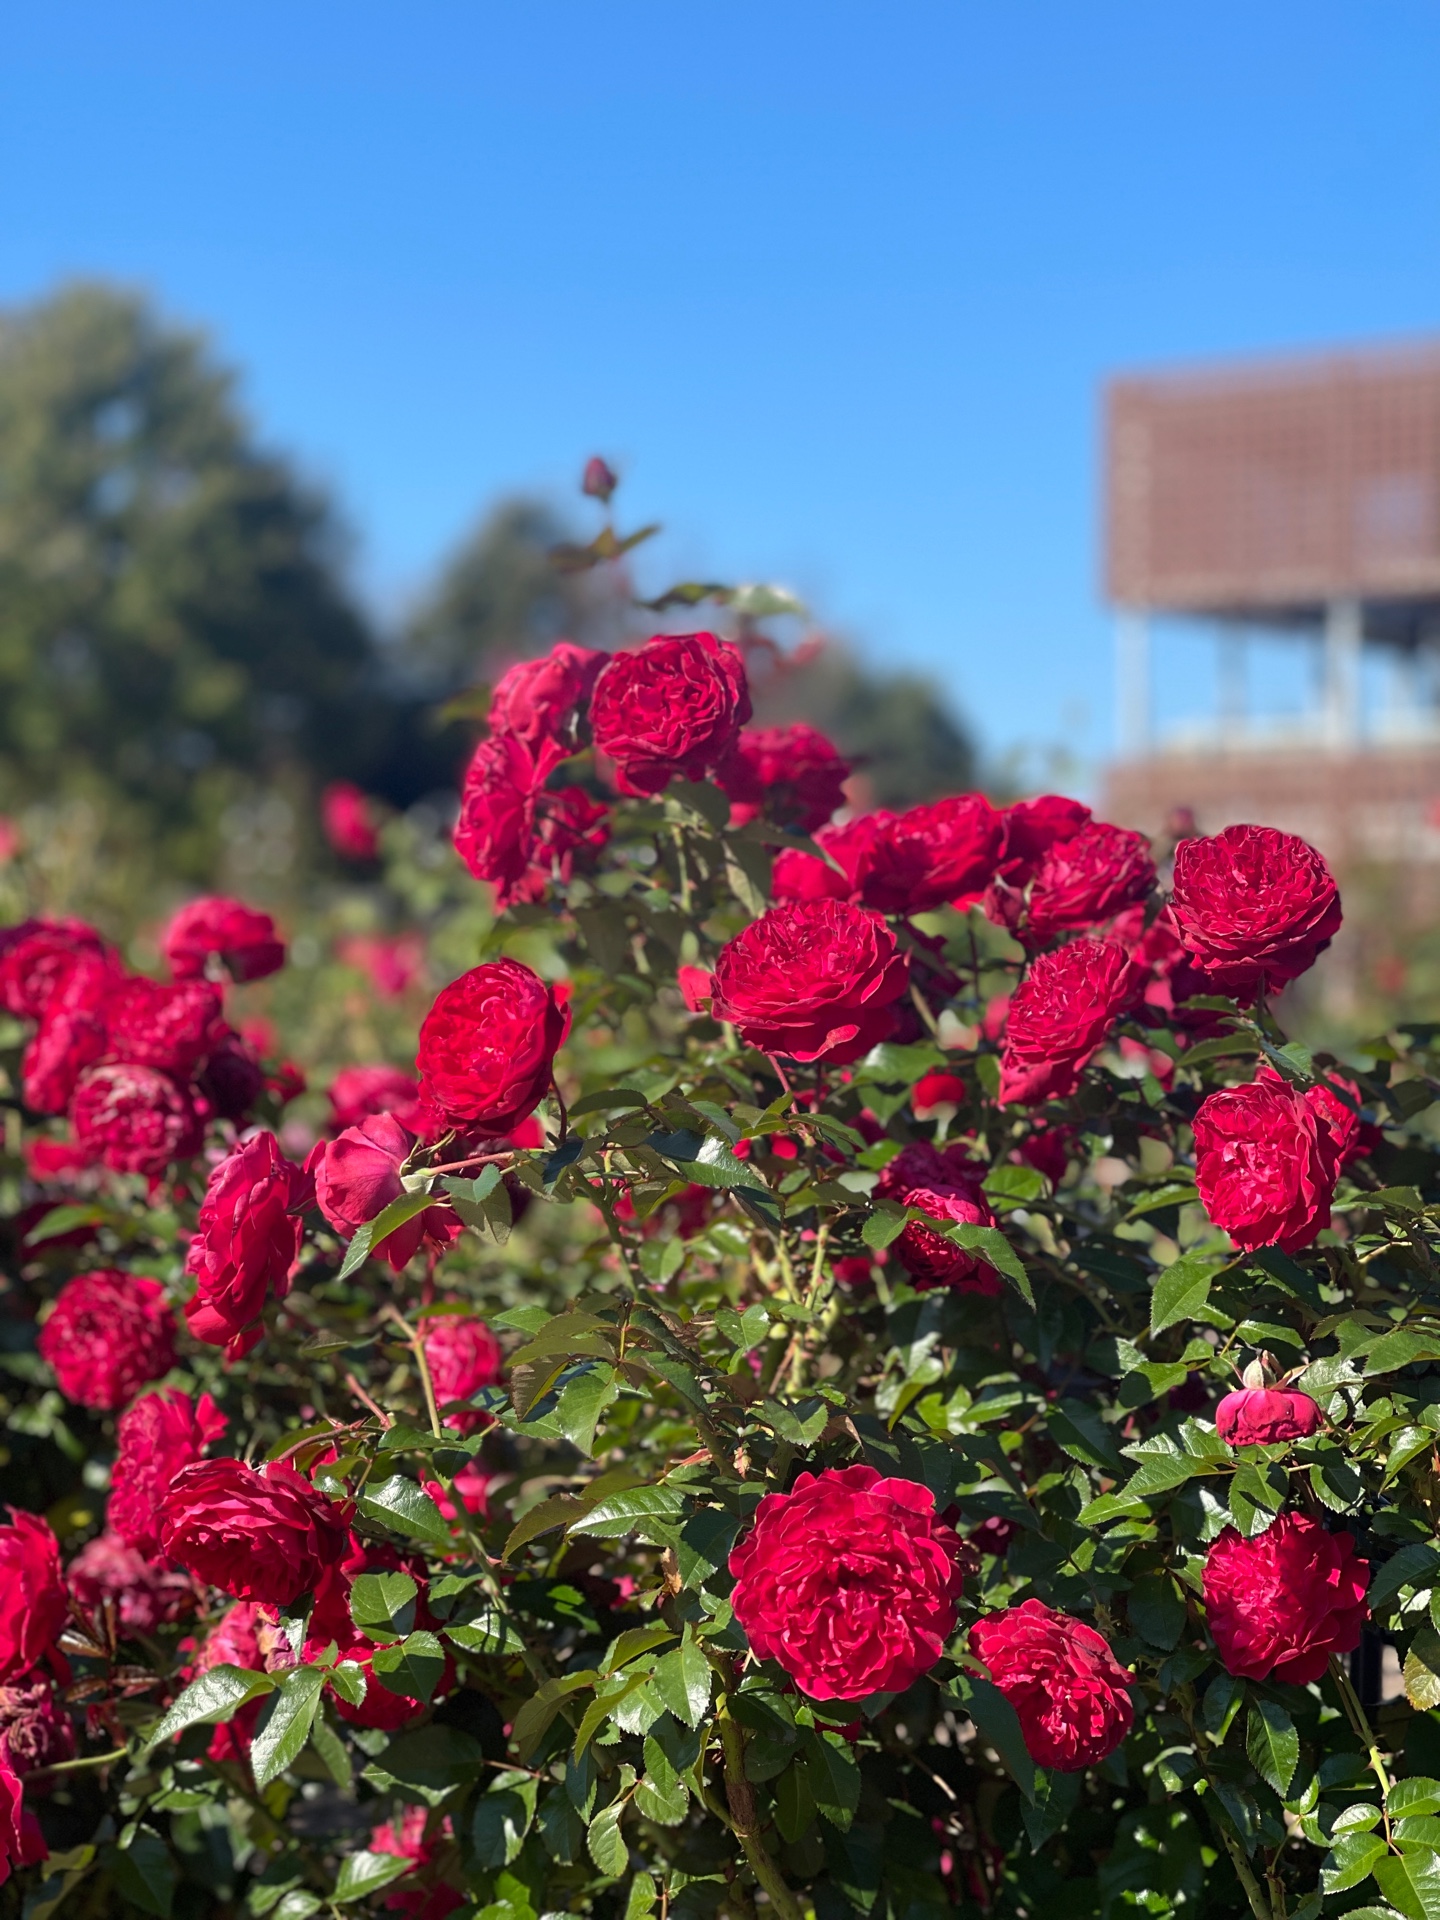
[250,1667,326,1789]
[587,1799,629,1877]
[1375,1849,1440,1920]
[355,1475,452,1547]
[372,1630,446,1704]
[633,1771,689,1825]
[602,1625,679,1675]
[1048,1398,1125,1472]
[332,1850,412,1902]
[511,1672,595,1761]
[774,1757,818,1842]
[653,1642,712,1730]
[951,1673,1036,1802]
[568,1484,687,1540]
[1370,1544,1440,1615]
[552,1365,620,1456]
[1246,1698,1299,1797]
[804,1729,862,1831]
[309,1714,351,1790]
[1128,1573,1187,1651]
[145,1664,274,1749]
[1150,1255,1222,1334]
[108,1829,177,1920]
[1392,1779,1440,1818]
[623,1870,659,1918]
[1320,1829,1388,1894]
[471,1775,539,1868]
[368,1725,485,1801]
[1405,1628,1440,1710]
[338,1189,439,1279]
[568,1088,651,1119]
[940,1221,1034,1305]
[862,1207,907,1251]
[348,1571,418,1641]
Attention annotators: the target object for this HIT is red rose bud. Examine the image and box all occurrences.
[70,1062,202,1175]
[38,1270,177,1411]
[1169,824,1341,1004]
[1193,1076,1345,1254]
[487,641,606,773]
[729,1465,963,1701]
[1215,1355,1322,1448]
[0,917,115,1020]
[912,1071,967,1119]
[709,899,910,1064]
[162,896,286,984]
[420,1310,503,1432]
[1021,822,1156,944]
[314,1113,461,1272]
[581,455,618,502]
[998,939,1143,1106]
[590,632,751,796]
[159,1457,350,1606]
[1203,1511,1368,1683]
[416,959,568,1135]
[109,1388,228,1556]
[969,1598,1134,1771]
[716,723,851,834]
[184,1131,310,1359]
[0,1511,68,1682]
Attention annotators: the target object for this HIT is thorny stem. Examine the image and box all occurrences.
[344,1372,392,1428]
[1175,1688,1278,1920]
[707,1670,804,1920]
[1328,1654,1394,1842]
[384,1305,443,1439]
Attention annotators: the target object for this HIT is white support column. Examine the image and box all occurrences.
[1218,627,1247,738]
[1322,598,1363,749]
[1115,612,1151,758]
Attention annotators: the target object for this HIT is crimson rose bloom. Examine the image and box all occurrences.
[717,723,851,833]
[195,1027,267,1123]
[20,955,113,1112]
[730,1466,962,1700]
[160,1458,350,1605]
[876,1143,1003,1294]
[330,1064,426,1134]
[1193,1076,1345,1254]
[38,1270,176,1410]
[184,1131,310,1359]
[68,1533,195,1635]
[322,780,382,861]
[453,733,546,905]
[315,1113,461,1272]
[998,939,1143,1105]
[590,631,751,795]
[488,640,605,773]
[707,899,910,1064]
[1022,822,1156,943]
[0,1512,67,1682]
[772,797,1003,916]
[162,896,286,983]
[100,976,222,1076]
[70,1062,201,1175]
[0,1738,46,1888]
[969,1599,1134,1771]
[1216,1385,1322,1448]
[996,795,1092,884]
[421,1311,504,1432]
[416,959,569,1133]
[1169,824,1342,1003]
[188,1602,269,1761]
[371,1805,464,1920]
[0,917,114,1020]
[1203,1512,1368,1683]
[109,1388,228,1555]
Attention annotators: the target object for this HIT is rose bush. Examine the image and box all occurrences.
[2,471,1440,1919]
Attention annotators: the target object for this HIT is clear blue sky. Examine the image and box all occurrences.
[4,4,1438,787]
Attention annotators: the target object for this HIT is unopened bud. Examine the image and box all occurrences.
[1240,1351,1279,1391]
[581,455,618,503]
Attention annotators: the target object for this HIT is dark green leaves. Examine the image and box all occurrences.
[145,1665,274,1750]
[250,1667,326,1789]
[355,1475,452,1547]
[349,1571,418,1640]
[1150,1254,1224,1334]
[1246,1698,1299,1798]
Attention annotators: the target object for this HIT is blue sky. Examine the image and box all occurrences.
[4,4,1438,787]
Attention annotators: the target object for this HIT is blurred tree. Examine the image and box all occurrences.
[0,282,398,896]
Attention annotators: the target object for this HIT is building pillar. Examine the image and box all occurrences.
[1115,612,1151,757]
[1218,627,1247,737]
[1322,599,1362,749]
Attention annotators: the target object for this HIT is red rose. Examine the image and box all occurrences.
[996,795,1092,883]
[69,1062,202,1174]
[876,1143,1003,1294]
[188,1602,268,1759]
[0,1512,67,1682]
[38,1270,176,1410]
[716,723,851,833]
[162,897,286,984]
[1013,1122,1075,1186]
[20,955,113,1112]
[969,1598,1134,1771]
[315,1114,461,1272]
[1021,823,1156,943]
[421,1311,503,1432]
[707,899,910,1065]
[730,1465,962,1701]
[416,960,569,1134]
[100,976,223,1076]
[322,780,382,861]
[1203,1511,1368,1683]
[0,1675,74,1779]
[67,1533,196,1635]
[1193,1076,1345,1254]
[184,1131,311,1358]
[329,1064,426,1135]
[590,631,751,795]
[1216,1385,1322,1448]
[911,1071,967,1119]
[194,1028,267,1123]
[0,1737,47,1887]
[487,641,605,773]
[159,1458,350,1605]
[1302,1070,1380,1170]
[370,1805,464,1920]
[109,1389,228,1555]
[772,798,1004,916]
[998,939,1143,1106]
[0,917,114,1020]
[453,733,545,905]
[1168,825,1342,1003]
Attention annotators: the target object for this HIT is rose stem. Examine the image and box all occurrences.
[1328,1652,1394,1842]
